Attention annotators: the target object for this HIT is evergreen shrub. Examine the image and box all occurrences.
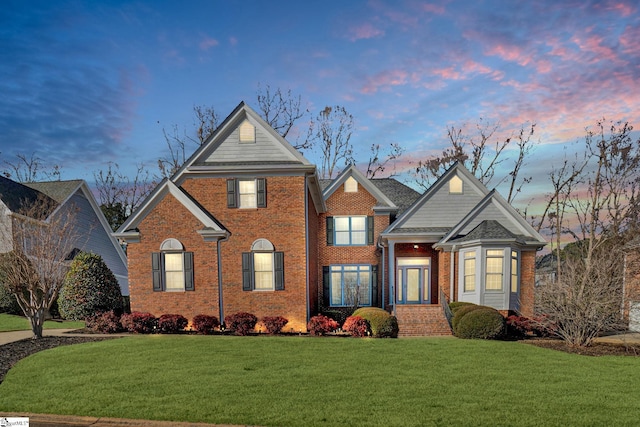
[86,310,122,333]
[456,307,506,339]
[352,307,396,337]
[342,316,370,337]
[58,252,123,320]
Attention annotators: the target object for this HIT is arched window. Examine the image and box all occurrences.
[242,239,284,291]
[152,238,194,292]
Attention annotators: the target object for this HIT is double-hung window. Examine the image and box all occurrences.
[152,238,194,292]
[227,178,266,208]
[485,249,504,291]
[511,250,519,292]
[242,239,284,291]
[463,251,476,293]
[326,216,374,246]
[330,265,371,307]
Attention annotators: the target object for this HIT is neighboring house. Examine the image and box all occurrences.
[115,102,545,335]
[623,238,640,332]
[0,177,129,295]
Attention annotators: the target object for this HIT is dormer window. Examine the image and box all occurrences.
[449,175,463,194]
[239,120,255,143]
[344,176,358,193]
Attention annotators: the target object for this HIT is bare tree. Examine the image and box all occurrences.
[3,152,62,183]
[366,142,405,178]
[309,106,355,179]
[536,241,624,347]
[413,121,536,200]
[0,195,78,339]
[94,162,155,231]
[535,119,640,346]
[257,84,308,147]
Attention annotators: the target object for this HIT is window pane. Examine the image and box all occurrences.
[331,272,342,305]
[486,257,503,273]
[239,180,256,193]
[486,274,503,290]
[464,258,475,292]
[351,231,366,245]
[334,217,350,231]
[255,272,273,290]
[449,176,463,193]
[343,272,358,305]
[486,249,503,257]
[335,231,350,245]
[344,177,358,192]
[511,258,518,292]
[359,271,371,305]
[165,271,184,290]
[407,268,420,301]
[164,253,183,271]
[397,269,403,302]
[351,217,366,231]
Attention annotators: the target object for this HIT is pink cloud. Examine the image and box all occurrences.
[619,26,640,54]
[199,36,219,51]
[360,69,409,94]
[572,34,619,63]
[422,3,446,14]
[347,22,384,41]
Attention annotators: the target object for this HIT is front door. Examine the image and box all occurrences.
[396,257,431,304]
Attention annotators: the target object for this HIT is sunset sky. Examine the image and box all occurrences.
[1,0,639,213]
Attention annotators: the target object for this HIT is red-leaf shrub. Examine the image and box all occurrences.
[86,311,122,334]
[120,311,157,333]
[192,314,220,334]
[260,316,288,334]
[307,314,339,336]
[343,316,370,337]
[224,312,258,336]
[158,314,188,334]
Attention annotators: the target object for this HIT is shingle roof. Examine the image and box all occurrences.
[0,176,59,219]
[319,177,421,214]
[24,180,83,204]
[449,219,528,244]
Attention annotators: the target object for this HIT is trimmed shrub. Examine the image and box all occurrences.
[449,301,475,314]
[307,314,339,336]
[120,311,157,333]
[192,314,220,334]
[86,311,122,334]
[261,316,288,334]
[456,307,506,339]
[342,316,370,337]
[352,307,394,337]
[59,252,123,320]
[451,304,486,334]
[378,315,400,338]
[224,312,258,336]
[506,315,532,338]
[158,314,188,334]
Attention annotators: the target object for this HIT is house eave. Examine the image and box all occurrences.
[113,231,140,243]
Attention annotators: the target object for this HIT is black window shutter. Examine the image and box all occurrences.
[227,178,237,208]
[322,266,330,308]
[184,252,194,291]
[274,251,284,290]
[367,216,375,245]
[371,265,379,307]
[152,252,163,291]
[242,252,253,291]
[326,217,334,246]
[257,178,266,208]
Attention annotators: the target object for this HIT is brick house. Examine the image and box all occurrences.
[115,102,545,335]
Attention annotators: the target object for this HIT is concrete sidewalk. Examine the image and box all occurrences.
[0,328,126,345]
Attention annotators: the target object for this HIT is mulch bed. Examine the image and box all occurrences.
[0,336,116,384]
[525,339,640,356]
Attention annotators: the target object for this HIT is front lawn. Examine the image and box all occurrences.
[1,335,639,426]
[0,313,85,332]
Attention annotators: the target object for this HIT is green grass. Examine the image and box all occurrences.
[2,336,640,426]
[0,313,85,332]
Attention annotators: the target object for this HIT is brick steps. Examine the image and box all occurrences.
[395,304,452,337]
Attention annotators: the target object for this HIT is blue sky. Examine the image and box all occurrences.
[1,0,639,212]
